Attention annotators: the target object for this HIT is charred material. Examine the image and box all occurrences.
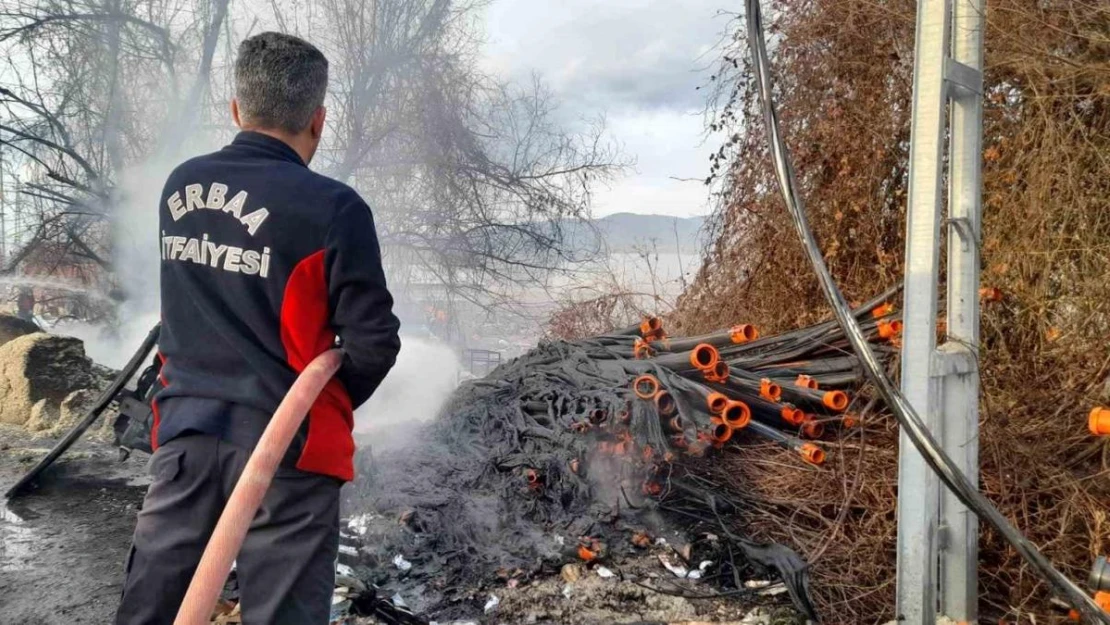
[347,297,902,622]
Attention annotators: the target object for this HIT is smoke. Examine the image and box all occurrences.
[354,334,461,445]
[52,153,203,368]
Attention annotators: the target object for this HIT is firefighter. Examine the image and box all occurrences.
[115,32,401,624]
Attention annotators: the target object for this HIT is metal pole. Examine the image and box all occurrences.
[938,0,984,620]
[896,0,950,621]
[897,0,985,621]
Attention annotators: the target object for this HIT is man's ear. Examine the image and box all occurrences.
[231,98,243,128]
[310,106,326,140]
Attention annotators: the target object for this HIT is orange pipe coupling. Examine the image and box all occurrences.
[666,415,685,433]
[760,378,782,402]
[633,374,660,400]
[633,337,654,360]
[704,361,730,383]
[801,418,825,439]
[979,286,1003,302]
[689,343,720,372]
[822,390,849,412]
[795,374,818,390]
[799,443,826,466]
[841,414,859,429]
[706,392,730,414]
[878,319,904,340]
[709,418,733,447]
[781,406,805,426]
[1090,407,1110,436]
[655,390,677,417]
[722,400,751,429]
[640,316,663,337]
[729,324,759,344]
[871,302,894,318]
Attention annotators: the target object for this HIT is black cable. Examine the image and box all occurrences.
[742,0,1109,621]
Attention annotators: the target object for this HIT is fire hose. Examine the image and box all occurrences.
[743,0,1110,620]
[173,349,344,625]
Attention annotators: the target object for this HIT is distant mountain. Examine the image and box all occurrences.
[597,213,706,252]
[561,213,707,255]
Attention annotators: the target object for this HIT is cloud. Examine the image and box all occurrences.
[484,0,727,113]
[483,1,726,218]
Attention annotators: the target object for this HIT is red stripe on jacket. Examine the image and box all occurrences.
[151,352,167,451]
[279,250,355,481]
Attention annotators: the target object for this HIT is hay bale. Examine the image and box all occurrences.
[0,314,40,347]
[0,333,93,425]
[25,398,58,432]
[52,388,98,433]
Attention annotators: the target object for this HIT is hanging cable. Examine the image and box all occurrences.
[742,0,1108,621]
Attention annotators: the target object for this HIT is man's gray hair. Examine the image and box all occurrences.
[235,32,328,134]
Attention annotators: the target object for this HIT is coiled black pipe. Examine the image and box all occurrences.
[743,0,1107,620]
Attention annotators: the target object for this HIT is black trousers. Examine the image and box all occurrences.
[115,434,340,625]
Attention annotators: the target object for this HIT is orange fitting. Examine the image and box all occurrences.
[841,414,859,428]
[666,415,685,433]
[781,406,805,426]
[722,400,751,429]
[525,468,541,489]
[689,343,720,372]
[799,443,826,466]
[822,390,849,412]
[642,481,662,497]
[633,374,659,400]
[633,337,654,360]
[709,420,733,448]
[979,286,1003,302]
[801,418,825,439]
[589,408,608,424]
[639,316,663,338]
[670,434,688,449]
[1090,407,1110,436]
[654,390,677,417]
[577,544,598,562]
[871,302,894,318]
[760,378,782,402]
[729,324,759,344]
[641,445,654,462]
[795,374,819,390]
[704,361,730,383]
[706,392,730,414]
[878,319,904,340]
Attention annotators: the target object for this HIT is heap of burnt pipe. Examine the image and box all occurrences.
[349,287,903,622]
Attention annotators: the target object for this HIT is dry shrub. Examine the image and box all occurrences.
[544,292,646,341]
[674,0,1110,621]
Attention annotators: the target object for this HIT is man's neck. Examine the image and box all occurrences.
[242,127,313,165]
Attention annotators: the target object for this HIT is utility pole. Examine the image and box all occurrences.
[896,0,985,623]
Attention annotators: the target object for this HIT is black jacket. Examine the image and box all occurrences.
[154,131,401,481]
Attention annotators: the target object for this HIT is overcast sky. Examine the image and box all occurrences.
[482,0,729,219]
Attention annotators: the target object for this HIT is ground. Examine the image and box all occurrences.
[0,424,148,624]
[0,424,793,625]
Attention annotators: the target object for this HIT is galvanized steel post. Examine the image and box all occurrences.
[897,0,984,622]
